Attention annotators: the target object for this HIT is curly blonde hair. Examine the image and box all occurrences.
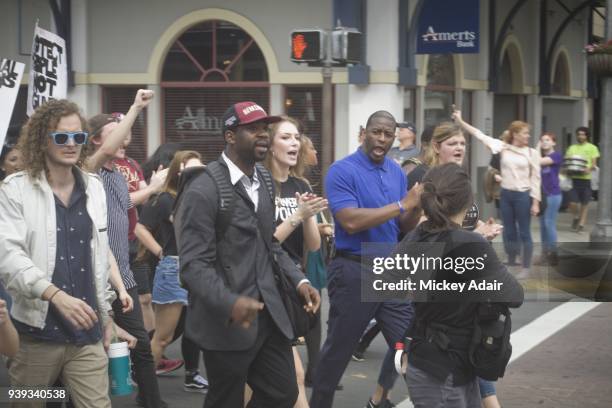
[17,99,90,180]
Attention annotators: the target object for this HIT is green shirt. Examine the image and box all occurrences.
[565,142,600,180]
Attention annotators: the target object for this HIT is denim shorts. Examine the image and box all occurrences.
[152,256,188,305]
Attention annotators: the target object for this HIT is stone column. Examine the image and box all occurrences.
[591,0,612,242]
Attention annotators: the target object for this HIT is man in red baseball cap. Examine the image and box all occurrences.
[174,101,321,408]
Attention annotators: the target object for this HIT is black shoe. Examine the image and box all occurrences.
[352,350,365,361]
[135,395,168,408]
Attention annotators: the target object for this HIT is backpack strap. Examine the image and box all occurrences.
[205,161,236,242]
[255,163,275,203]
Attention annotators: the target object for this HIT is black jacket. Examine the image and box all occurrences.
[174,156,305,351]
[393,226,524,384]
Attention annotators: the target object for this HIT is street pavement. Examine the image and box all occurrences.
[0,208,610,407]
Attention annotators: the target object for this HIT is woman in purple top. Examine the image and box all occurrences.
[537,132,563,265]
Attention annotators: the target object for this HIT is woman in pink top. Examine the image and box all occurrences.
[452,110,541,277]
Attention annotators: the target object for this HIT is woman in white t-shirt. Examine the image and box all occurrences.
[452,110,541,278]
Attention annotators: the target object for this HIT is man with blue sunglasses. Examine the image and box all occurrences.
[0,99,136,407]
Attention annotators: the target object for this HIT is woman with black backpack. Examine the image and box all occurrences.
[393,163,524,408]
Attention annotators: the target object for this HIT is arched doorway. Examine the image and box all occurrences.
[161,20,270,163]
[551,52,570,96]
[543,51,576,152]
[494,39,527,139]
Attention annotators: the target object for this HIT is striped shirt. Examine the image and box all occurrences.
[99,166,137,290]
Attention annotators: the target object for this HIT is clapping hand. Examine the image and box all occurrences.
[475,218,503,241]
[296,192,328,220]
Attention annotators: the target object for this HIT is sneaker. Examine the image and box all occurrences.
[365,398,396,408]
[156,358,184,376]
[352,350,365,362]
[576,225,584,234]
[184,371,209,393]
[571,218,580,231]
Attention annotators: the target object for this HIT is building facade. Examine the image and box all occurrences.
[2,0,602,205]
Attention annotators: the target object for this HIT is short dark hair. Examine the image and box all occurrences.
[365,111,396,128]
[576,126,590,138]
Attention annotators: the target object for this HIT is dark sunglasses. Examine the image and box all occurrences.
[48,131,89,145]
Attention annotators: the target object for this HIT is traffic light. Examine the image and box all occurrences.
[332,28,362,64]
[290,29,326,63]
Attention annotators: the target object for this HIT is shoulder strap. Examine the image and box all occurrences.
[255,163,275,203]
[205,161,236,242]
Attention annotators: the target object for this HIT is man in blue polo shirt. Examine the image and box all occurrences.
[310,111,421,408]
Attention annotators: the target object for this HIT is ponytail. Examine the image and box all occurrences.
[420,163,473,232]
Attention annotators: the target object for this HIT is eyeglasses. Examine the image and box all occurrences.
[48,131,89,145]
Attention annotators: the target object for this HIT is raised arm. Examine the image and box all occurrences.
[84,89,154,173]
[452,108,504,154]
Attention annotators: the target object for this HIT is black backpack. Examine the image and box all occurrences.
[468,302,513,381]
[176,159,317,338]
[173,160,274,241]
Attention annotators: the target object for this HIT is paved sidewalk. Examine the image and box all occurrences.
[496,302,612,408]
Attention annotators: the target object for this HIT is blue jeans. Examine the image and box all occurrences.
[539,194,562,253]
[500,189,533,268]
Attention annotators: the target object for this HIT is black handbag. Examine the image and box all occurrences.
[268,253,318,339]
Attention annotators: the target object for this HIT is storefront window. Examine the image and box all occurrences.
[424,54,455,128]
[284,86,323,194]
[161,20,270,162]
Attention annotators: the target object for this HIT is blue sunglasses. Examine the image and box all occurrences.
[48,131,89,146]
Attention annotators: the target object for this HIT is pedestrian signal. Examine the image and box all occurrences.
[290,30,326,62]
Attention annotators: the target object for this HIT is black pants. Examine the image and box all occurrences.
[113,286,164,408]
[304,306,322,382]
[202,310,298,408]
[356,322,381,352]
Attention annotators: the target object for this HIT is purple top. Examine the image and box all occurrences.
[541,151,562,196]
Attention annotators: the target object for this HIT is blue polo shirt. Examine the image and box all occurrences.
[325,148,408,256]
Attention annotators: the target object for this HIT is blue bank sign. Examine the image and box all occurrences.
[417,0,480,54]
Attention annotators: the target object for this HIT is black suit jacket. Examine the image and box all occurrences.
[174,156,305,351]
